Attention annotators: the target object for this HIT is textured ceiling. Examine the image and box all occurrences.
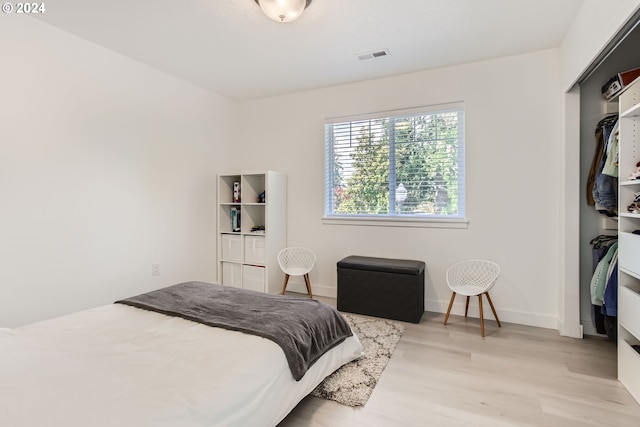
[33,0,585,101]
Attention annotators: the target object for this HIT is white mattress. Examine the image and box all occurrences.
[0,303,362,427]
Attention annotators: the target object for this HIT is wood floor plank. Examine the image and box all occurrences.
[278,296,640,426]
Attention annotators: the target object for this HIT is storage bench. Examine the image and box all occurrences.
[337,255,425,323]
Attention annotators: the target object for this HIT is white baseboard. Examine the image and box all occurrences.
[556,320,583,338]
[425,298,558,330]
[282,280,336,299]
[283,283,559,331]
[581,317,609,337]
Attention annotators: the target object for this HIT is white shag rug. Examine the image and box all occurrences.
[310,312,404,407]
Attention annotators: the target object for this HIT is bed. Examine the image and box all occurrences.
[0,282,363,427]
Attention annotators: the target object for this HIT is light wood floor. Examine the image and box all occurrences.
[279,296,640,427]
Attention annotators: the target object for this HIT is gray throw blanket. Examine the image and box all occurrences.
[115,281,353,381]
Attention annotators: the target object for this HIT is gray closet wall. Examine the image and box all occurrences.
[579,27,640,336]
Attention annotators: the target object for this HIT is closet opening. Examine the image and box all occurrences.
[578,15,640,340]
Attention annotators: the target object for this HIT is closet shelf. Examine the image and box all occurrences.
[621,265,640,280]
[619,213,640,219]
[617,75,640,405]
[621,102,640,118]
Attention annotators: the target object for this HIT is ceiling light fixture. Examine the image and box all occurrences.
[254,0,312,23]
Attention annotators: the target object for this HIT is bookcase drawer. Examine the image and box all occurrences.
[242,265,265,293]
[221,262,242,288]
[244,235,265,264]
[221,234,241,261]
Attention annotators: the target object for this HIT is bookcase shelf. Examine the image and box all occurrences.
[216,171,286,294]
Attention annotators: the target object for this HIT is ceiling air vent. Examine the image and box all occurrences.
[356,49,390,61]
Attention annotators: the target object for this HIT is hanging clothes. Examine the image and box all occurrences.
[589,235,618,335]
[587,126,606,205]
[588,114,619,216]
[602,258,618,342]
[602,121,619,178]
[591,242,617,306]
[603,258,619,316]
[590,235,618,269]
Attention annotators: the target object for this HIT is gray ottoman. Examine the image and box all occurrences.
[337,255,425,323]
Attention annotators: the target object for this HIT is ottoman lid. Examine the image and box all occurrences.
[337,256,425,275]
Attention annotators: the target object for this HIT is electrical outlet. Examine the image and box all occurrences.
[152,262,160,276]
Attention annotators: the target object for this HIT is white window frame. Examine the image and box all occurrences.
[323,103,467,229]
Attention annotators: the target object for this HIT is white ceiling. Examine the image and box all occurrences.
[33,0,585,101]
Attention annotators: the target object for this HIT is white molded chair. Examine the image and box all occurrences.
[277,247,316,298]
[443,259,501,337]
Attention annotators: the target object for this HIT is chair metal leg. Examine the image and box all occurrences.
[485,292,501,327]
[444,292,456,325]
[280,274,290,295]
[303,273,313,298]
[464,296,470,317]
[478,295,485,337]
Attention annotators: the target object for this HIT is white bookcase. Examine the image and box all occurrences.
[617,77,640,404]
[217,171,287,294]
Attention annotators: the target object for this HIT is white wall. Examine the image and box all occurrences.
[6,5,629,332]
[559,86,582,338]
[0,18,237,327]
[558,1,640,337]
[560,0,640,91]
[238,49,562,329]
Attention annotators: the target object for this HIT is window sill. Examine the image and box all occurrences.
[321,215,469,229]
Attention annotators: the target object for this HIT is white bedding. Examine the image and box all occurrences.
[0,303,362,427]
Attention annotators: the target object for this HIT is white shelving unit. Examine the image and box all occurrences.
[617,77,640,404]
[217,171,287,294]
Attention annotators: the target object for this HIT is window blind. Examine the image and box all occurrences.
[324,103,465,219]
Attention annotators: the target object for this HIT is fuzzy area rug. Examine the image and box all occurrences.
[310,312,404,407]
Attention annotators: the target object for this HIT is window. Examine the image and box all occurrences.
[324,103,465,225]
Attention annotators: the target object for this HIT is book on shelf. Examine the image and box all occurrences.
[231,207,241,232]
[233,181,240,203]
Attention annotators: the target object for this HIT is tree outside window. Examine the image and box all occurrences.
[325,104,465,220]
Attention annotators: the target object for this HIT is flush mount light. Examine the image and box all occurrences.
[254,0,312,23]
